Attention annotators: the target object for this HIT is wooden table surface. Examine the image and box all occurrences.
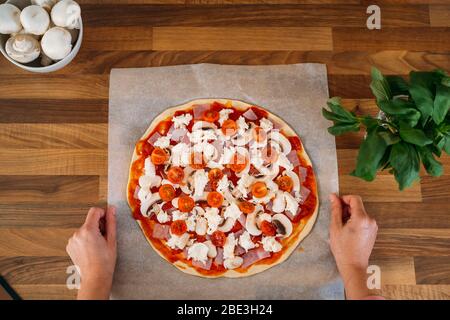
[0,0,449,300]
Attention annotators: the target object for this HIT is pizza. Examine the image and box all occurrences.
[127,99,319,278]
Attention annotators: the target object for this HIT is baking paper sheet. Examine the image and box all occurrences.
[108,63,343,299]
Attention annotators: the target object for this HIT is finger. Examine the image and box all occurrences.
[341,195,367,218]
[106,206,117,247]
[83,207,105,230]
[329,193,343,230]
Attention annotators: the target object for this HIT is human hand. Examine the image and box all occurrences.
[66,206,117,300]
[329,194,378,299]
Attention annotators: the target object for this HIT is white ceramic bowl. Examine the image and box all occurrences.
[0,0,83,73]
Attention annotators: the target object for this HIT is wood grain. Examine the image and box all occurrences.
[0,257,73,284]
[373,229,450,256]
[0,176,99,204]
[0,124,107,149]
[0,228,76,256]
[0,99,108,123]
[369,257,416,285]
[0,204,87,228]
[333,28,450,51]
[81,4,429,27]
[339,175,422,202]
[153,27,333,51]
[414,257,450,285]
[429,5,450,27]
[0,1,448,300]
[0,150,106,175]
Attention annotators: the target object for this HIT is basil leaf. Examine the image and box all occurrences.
[377,98,421,127]
[389,142,420,190]
[386,75,409,96]
[399,124,433,146]
[370,67,391,102]
[417,146,443,177]
[327,122,360,135]
[432,83,450,125]
[322,108,357,124]
[378,131,401,145]
[444,136,450,155]
[409,72,435,122]
[350,127,388,181]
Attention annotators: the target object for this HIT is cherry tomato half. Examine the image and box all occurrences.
[277,175,294,192]
[203,110,219,123]
[207,191,224,208]
[251,181,268,198]
[178,195,195,213]
[229,152,248,173]
[221,119,237,136]
[151,147,168,165]
[260,220,277,236]
[159,184,176,202]
[238,201,255,214]
[167,166,184,184]
[208,168,224,181]
[170,220,187,236]
[210,230,227,247]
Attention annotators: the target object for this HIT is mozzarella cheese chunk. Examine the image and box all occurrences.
[236,116,249,135]
[172,210,188,221]
[156,210,170,223]
[223,233,238,260]
[167,233,190,250]
[219,108,234,125]
[204,207,223,234]
[260,118,274,132]
[188,242,209,263]
[224,256,243,270]
[224,202,242,221]
[239,231,256,252]
[153,135,171,149]
[171,143,190,166]
[284,192,299,216]
[262,236,282,253]
[172,113,193,129]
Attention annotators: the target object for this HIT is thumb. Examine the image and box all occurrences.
[106,206,117,247]
[329,193,343,230]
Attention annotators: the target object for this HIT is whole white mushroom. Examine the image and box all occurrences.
[0,3,22,34]
[20,5,50,35]
[51,0,81,29]
[5,34,40,63]
[31,0,58,12]
[41,26,72,60]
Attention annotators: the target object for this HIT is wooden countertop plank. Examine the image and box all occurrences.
[429,5,450,27]
[153,27,333,51]
[0,228,76,256]
[0,257,73,284]
[80,4,429,28]
[333,28,450,51]
[369,257,416,285]
[0,99,108,123]
[0,75,109,99]
[365,202,450,229]
[12,284,76,300]
[414,257,450,285]
[339,175,422,202]
[83,26,153,51]
[0,204,87,228]
[0,176,99,204]
[2,50,448,76]
[0,150,106,176]
[373,229,450,256]
[380,284,450,300]
[0,124,107,149]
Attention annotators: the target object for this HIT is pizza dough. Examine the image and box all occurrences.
[127,99,319,278]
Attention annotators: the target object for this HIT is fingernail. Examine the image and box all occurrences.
[329,194,335,202]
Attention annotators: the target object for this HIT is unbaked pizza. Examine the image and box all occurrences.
[127,99,318,278]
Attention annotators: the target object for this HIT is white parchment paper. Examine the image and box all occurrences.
[108,64,343,299]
